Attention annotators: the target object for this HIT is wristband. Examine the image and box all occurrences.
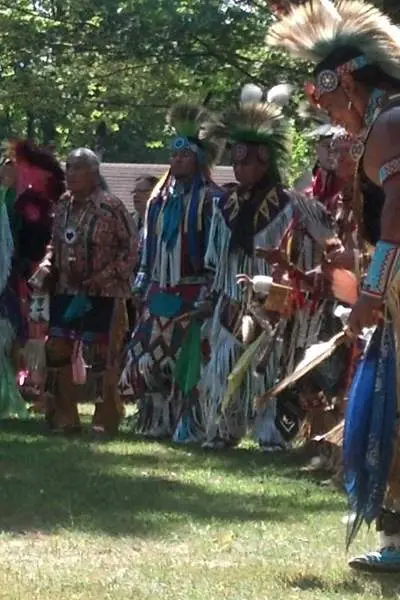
[362,240,400,298]
[379,157,400,186]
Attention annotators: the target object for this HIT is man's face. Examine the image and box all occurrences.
[318,86,364,135]
[233,157,268,188]
[66,157,97,196]
[132,178,153,218]
[170,149,198,180]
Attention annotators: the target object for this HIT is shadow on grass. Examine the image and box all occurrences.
[283,573,369,594]
[375,576,400,598]
[0,418,344,539]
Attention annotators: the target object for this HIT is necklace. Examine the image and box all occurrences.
[64,199,91,246]
[363,88,386,129]
[350,89,387,162]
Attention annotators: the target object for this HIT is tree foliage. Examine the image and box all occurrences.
[0,0,314,166]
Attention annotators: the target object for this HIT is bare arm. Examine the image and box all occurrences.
[364,106,400,244]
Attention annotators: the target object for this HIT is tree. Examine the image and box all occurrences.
[0,0,309,171]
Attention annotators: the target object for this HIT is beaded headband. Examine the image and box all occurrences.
[307,55,370,102]
[169,136,205,163]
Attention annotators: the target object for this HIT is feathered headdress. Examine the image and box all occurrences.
[223,84,290,176]
[7,140,65,202]
[5,140,65,264]
[267,0,400,100]
[167,103,224,166]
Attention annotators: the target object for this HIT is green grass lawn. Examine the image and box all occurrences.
[0,407,399,600]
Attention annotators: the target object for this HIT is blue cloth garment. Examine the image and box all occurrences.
[63,294,93,323]
[149,291,183,318]
[161,175,204,254]
[344,322,397,548]
[161,182,185,252]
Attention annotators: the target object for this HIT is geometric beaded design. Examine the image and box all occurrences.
[314,55,369,100]
[362,240,400,298]
[379,156,400,186]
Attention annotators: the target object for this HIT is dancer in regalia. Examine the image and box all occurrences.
[121,103,224,442]
[0,141,65,417]
[32,148,136,437]
[201,86,335,449]
[268,0,400,572]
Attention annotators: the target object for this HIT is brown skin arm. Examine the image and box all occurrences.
[348,108,400,334]
[364,106,400,243]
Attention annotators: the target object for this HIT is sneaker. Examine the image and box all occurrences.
[349,547,400,573]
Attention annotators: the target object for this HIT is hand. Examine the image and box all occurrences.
[323,247,355,272]
[236,273,253,289]
[348,292,383,335]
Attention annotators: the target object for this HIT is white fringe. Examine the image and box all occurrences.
[21,340,46,373]
[200,323,242,441]
[153,230,182,289]
[206,201,294,301]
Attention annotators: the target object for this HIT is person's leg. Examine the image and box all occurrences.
[349,509,400,572]
[92,363,125,435]
[92,300,127,435]
[45,337,81,432]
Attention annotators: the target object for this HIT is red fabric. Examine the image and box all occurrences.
[312,168,342,214]
[15,162,53,198]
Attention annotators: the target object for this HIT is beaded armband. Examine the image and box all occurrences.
[379,157,400,186]
[362,241,400,298]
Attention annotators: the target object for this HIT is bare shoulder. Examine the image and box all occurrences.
[364,106,400,184]
[371,105,400,146]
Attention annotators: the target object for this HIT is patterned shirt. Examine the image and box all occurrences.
[44,188,137,298]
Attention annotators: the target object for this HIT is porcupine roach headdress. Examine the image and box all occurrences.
[8,140,65,265]
[167,103,225,169]
[223,84,290,181]
[267,0,400,104]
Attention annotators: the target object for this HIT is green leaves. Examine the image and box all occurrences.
[0,0,313,172]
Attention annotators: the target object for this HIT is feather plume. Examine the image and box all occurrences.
[168,103,225,166]
[9,139,65,201]
[240,84,264,104]
[297,100,337,137]
[223,100,290,173]
[266,83,294,106]
[168,104,210,140]
[267,0,400,81]
[298,100,330,124]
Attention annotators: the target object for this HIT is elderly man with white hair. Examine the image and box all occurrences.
[32,148,138,437]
